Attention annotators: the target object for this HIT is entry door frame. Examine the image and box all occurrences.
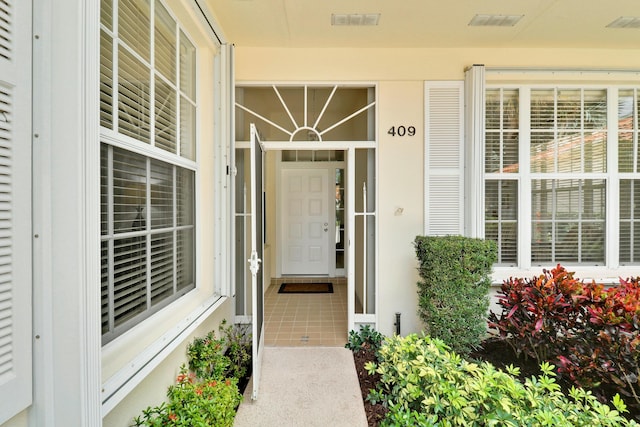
[277,161,343,277]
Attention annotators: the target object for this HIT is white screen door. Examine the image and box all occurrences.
[248,124,265,400]
[281,168,330,275]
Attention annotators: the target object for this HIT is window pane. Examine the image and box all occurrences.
[113,235,147,327]
[584,130,607,173]
[101,241,110,334]
[113,147,147,233]
[118,46,151,143]
[619,132,634,173]
[151,232,174,305]
[531,179,605,264]
[485,180,518,264]
[557,90,581,129]
[619,90,637,172]
[620,179,640,264]
[118,0,151,63]
[179,30,196,100]
[150,159,173,228]
[485,89,501,130]
[154,0,176,83]
[155,77,177,153]
[101,145,109,235]
[485,132,500,173]
[180,97,196,160]
[101,0,113,30]
[557,131,581,173]
[100,30,113,129]
[584,90,607,129]
[530,131,555,173]
[177,167,194,226]
[531,90,554,129]
[177,228,194,291]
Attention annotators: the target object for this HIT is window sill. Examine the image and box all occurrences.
[101,292,227,416]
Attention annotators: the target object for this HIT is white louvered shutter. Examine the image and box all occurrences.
[0,0,33,423]
[424,81,464,235]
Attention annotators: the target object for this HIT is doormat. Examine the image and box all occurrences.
[278,282,333,294]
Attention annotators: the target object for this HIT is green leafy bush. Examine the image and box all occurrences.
[187,330,231,381]
[131,366,242,427]
[132,321,247,426]
[414,235,497,355]
[489,265,640,405]
[345,325,384,354]
[219,319,252,380]
[366,334,638,427]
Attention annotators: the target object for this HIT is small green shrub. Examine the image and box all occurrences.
[367,334,638,427]
[414,235,497,355]
[132,321,247,426]
[187,330,230,381]
[345,325,384,355]
[131,366,242,427]
[219,319,252,380]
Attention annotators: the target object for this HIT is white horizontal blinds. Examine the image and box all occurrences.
[150,232,174,304]
[101,144,196,342]
[485,89,519,265]
[118,0,151,63]
[100,29,114,129]
[179,31,196,160]
[0,0,32,422]
[150,158,173,228]
[118,45,151,143]
[111,148,147,328]
[176,168,194,291]
[619,89,640,264]
[530,88,607,264]
[424,82,464,235]
[101,0,198,342]
[154,1,176,84]
[154,2,177,154]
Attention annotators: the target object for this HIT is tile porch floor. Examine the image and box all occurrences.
[264,277,348,347]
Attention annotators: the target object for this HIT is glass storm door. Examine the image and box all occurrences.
[249,124,264,400]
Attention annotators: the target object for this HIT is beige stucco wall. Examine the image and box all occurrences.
[234,46,640,337]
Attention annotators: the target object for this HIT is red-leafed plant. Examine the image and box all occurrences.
[489,265,640,406]
[488,265,594,363]
[557,277,640,403]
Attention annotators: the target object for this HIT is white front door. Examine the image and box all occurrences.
[281,168,330,275]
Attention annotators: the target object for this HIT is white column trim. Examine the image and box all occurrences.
[464,65,486,238]
[82,0,103,424]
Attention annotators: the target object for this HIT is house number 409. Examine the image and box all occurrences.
[387,126,416,137]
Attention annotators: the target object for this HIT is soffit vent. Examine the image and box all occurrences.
[331,13,380,26]
[468,14,523,27]
[606,16,640,29]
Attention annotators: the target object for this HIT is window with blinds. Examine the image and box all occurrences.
[484,85,640,267]
[619,89,640,264]
[530,89,607,264]
[485,89,519,265]
[99,0,198,343]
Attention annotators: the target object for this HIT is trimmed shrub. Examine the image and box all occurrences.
[414,235,497,355]
[366,334,638,427]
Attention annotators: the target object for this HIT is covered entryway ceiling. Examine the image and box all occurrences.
[206,0,640,49]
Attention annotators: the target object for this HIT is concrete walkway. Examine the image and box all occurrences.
[233,347,367,427]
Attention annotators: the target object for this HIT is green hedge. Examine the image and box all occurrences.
[366,334,638,427]
[414,235,497,355]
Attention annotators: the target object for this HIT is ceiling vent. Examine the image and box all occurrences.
[331,13,380,26]
[606,16,640,29]
[468,14,523,27]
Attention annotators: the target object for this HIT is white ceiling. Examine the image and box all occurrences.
[205,0,640,49]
